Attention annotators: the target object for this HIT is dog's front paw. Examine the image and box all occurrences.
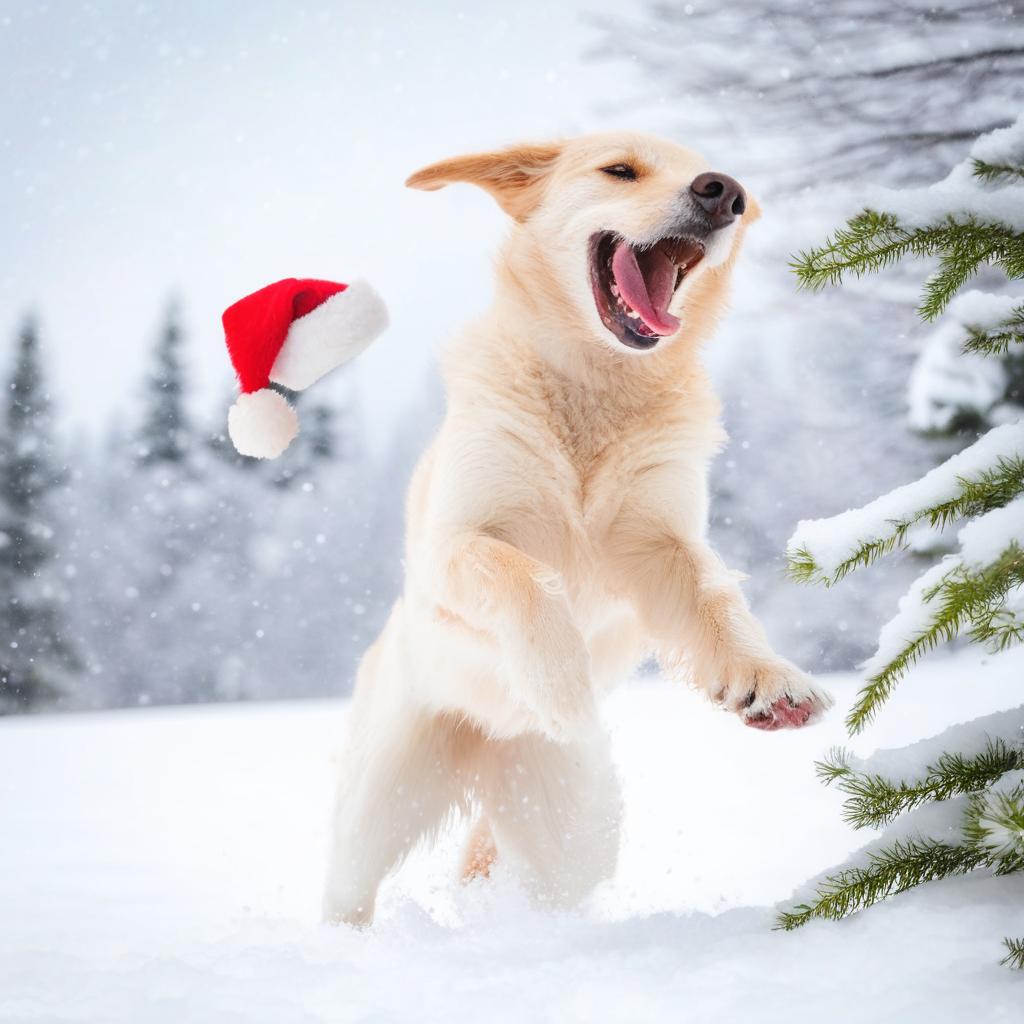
[724,659,832,731]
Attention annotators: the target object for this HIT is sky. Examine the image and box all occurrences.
[0,0,660,453]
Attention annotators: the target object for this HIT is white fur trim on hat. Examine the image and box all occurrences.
[270,279,388,392]
[228,388,299,459]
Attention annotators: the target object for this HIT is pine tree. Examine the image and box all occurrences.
[267,393,339,489]
[137,298,189,467]
[0,316,78,711]
[307,402,336,461]
[134,298,199,593]
[99,297,210,706]
[777,118,1024,965]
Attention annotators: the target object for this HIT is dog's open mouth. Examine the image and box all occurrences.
[589,231,705,350]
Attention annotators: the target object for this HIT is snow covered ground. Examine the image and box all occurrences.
[2,648,1022,1023]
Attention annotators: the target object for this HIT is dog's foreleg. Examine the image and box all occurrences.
[607,523,831,729]
[434,533,598,743]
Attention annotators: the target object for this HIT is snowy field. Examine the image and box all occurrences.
[2,648,1022,1023]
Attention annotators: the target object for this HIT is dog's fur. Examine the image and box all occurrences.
[323,132,831,926]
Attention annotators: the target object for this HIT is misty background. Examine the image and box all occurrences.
[2,0,1022,712]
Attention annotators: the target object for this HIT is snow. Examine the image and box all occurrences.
[867,170,1024,234]
[905,519,956,556]
[1002,583,1024,628]
[907,291,1020,433]
[959,497,1024,569]
[861,559,956,678]
[908,328,1007,433]
[864,114,1024,232]
[793,793,973,887]
[856,498,1024,678]
[991,769,1024,795]
[846,705,1024,783]
[787,422,1024,580]
[789,703,1024,902]
[2,646,1023,1023]
[943,291,1022,332]
[971,116,1024,169]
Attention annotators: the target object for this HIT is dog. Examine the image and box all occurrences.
[323,131,832,927]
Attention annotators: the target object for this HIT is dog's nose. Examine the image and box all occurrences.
[690,172,746,229]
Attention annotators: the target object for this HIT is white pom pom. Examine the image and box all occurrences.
[227,389,299,459]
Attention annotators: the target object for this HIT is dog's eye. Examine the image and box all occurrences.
[600,163,638,181]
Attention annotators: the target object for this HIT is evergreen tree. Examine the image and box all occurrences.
[777,118,1024,965]
[137,298,189,467]
[134,298,199,593]
[267,392,339,489]
[307,402,336,461]
[97,297,208,706]
[0,316,78,711]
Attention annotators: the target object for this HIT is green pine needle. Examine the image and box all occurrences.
[971,158,1024,184]
[963,304,1024,356]
[790,211,922,292]
[972,612,1024,651]
[963,785,1024,874]
[786,458,1024,588]
[776,838,988,930]
[785,546,825,584]
[790,211,1024,321]
[783,127,1024,973]
[847,544,1024,733]
[1002,936,1024,969]
[814,746,853,785]
[777,789,1024,937]
[816,740,1024,830]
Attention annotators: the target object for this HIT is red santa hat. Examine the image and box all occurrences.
[222,277,387,459]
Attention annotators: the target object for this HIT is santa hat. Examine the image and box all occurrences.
[222,277,387,459]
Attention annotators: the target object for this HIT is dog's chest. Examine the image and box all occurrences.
[538,397,644,537]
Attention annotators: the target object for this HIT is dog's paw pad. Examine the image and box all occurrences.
[743,695,816,731]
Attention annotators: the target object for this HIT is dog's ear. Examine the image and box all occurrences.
[405,142,563,222]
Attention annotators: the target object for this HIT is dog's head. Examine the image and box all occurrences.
[406,131,759,355]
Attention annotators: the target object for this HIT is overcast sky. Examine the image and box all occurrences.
[1,0,661,451]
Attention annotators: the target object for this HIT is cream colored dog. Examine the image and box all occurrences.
[323,132,831,927]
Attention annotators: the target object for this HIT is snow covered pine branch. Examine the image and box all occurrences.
[780,116,1024,968]
[778,712,1024,962]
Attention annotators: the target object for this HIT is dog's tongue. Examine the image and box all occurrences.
[611,241,680,335]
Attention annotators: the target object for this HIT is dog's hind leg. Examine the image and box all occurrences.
[460,816,498,883]
[322,705,469,927]
[322,618,473,927]
[475,729,622,907]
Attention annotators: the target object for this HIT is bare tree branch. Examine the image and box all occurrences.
[588,0,1024,189]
